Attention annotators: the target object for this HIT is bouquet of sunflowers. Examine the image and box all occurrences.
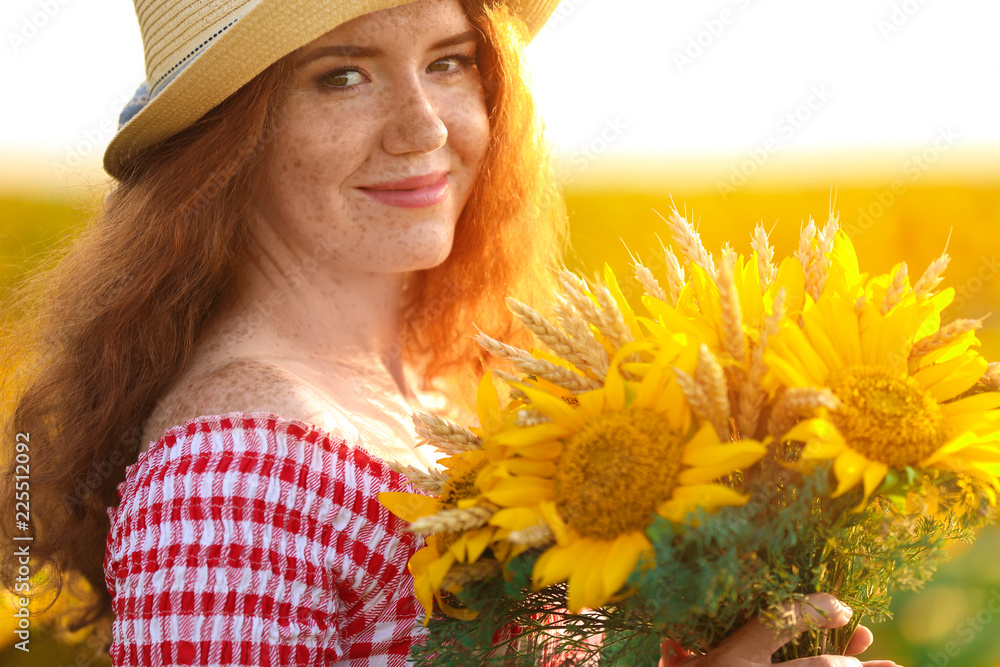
[379,205,1000,665]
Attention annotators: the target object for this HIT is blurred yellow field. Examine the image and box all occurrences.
[1,167,999,665]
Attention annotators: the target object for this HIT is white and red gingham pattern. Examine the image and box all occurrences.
[104,411,429,666]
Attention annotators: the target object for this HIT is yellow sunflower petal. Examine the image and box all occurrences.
[861,461,889,501]
[483,477,555,506]
[435,592,479,620]
[532,542,579,589]
[491,422,571,447]
[489,507,543,531]
[920,432,979,466]
[499,458,558,477]
[414,574,435,625]
[567,539,603,612]
[681,441,767,468]
[657,498,698,524]
[464,527,493,564]
[408,544,439,576]
[506,440,565,461]
[671,483,748,507]
[378,492,439,523]
[602,531,648,599]
[427,551,457,591]
[605,263,644,341]
[941,392,1000,416]
[831,449,870,498]
[511,382,587,431]
[476,373,503,436]
[576,389,606,419]
[539,500,571,545]
[926,354,987,403]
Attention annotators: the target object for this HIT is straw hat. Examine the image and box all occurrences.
[104,0,560,179]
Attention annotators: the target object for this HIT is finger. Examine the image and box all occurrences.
[660,638,695,667]
[774,658,863,666]
[712,592,854,662]
[845,624,874,655]
[776,659,902,667]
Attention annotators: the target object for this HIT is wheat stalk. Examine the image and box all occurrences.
[491,369,529,401]
[717,252,746,365]
[475,330,601,392]
[768,387,841,438]
[656,204,716,279]
[552,302,611,378]
[982,362,1000,391]
[881,262,909,315]
[737,340,768,440]
[508,523,555,548]
[798,217,833,301]
[387,462,448,494]
[514,408,550,427]
[633,260,668,303]
[440,559,504,591]
[591,282,635,348]
[555,270,628,351]
[697,344,733,440]
[674,367,715,434]
[751,223,777,291]
[768,287,786,338]
[913,251,951,301]
[910,318,985,359]
[412,410,482,455]
[656,233,687,306]
[854,294,867,317]
[504,296,604,380]
[407,504,497,536]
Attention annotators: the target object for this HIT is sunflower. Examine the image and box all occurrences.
[481,339,767,612]
[766,287,1000,511]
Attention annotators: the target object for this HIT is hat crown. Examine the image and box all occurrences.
[135,0,257,99]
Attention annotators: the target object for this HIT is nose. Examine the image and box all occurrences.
[381,76,448,155]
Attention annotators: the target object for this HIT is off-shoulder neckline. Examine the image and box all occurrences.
[130,410,345,473]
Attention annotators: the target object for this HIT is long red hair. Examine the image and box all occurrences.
[0,0,567,640]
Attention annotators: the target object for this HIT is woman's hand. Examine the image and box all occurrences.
[658,593,903,667]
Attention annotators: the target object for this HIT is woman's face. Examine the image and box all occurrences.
[254,0,489,273]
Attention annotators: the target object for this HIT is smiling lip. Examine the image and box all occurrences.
[357,171,449,208]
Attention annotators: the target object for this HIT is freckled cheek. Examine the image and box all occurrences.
[270,111,369,206]
[444,95,490,168]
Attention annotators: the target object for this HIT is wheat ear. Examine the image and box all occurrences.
[913,251,951,301]
[768,388,841,439]
[411,411,482,455]
[440,559,503,591]
[910,318,985,359]
[881,262,909,315]
[407,504,497,536]
[387,462,448,494]
[751,222,777,291]
[656,203,716,279]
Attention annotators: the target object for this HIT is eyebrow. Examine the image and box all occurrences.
[297,29,479,65]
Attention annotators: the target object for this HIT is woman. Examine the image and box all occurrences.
[0,0,895,664]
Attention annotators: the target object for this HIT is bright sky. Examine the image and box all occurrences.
[1,0,999,180]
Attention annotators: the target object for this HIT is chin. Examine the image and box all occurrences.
[390,222,457,272]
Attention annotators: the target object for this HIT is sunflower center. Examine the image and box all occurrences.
[440,467,480,510]
[828,366,947,467]
[555,407,681,541]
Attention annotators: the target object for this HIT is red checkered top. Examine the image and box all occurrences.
[104,411,428,666]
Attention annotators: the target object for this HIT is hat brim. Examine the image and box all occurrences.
[103,0,559,179]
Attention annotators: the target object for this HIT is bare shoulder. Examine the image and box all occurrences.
[139,358,334,453]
